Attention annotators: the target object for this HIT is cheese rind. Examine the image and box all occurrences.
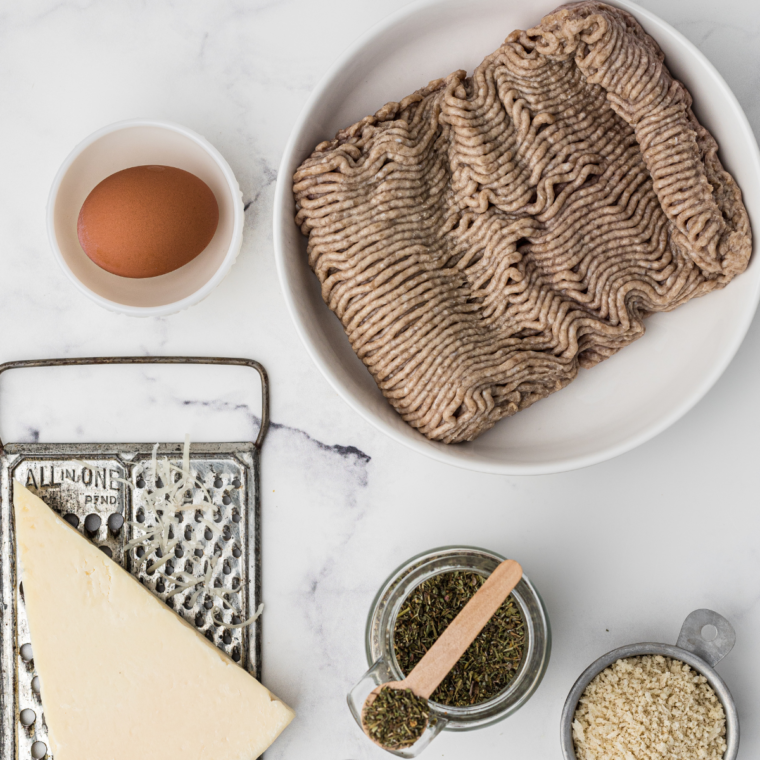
[13,482,294,760]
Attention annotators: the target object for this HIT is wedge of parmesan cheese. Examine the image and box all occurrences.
[13,482,294,760]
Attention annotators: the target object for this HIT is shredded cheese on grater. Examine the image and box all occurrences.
[78,437,262,628]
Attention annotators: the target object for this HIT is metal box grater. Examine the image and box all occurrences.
[0,357,269,760]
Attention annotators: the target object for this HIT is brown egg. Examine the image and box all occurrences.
[77,165,219,278]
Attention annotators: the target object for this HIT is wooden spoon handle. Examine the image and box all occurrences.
[403,559,523,699]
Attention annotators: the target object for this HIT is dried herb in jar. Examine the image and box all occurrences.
[393,570,525,707]
[362,686,430,750]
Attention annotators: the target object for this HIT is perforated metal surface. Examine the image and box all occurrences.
[1,443,261,760]
[128,450,256,665]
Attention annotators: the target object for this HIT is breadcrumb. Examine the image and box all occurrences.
[573,655,727,760]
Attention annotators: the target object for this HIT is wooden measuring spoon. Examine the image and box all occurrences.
[362,559,523,746]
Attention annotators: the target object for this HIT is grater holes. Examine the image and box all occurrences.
[99,546,112,558]
[63,513,79,529]
[205,630,214,642]
[107,513,124,534]
[136,546,145,558]
[31,676,40,694]
[155,579,165,593]
[136,509,145,523]
[165,560,175,575]
[232,647,241,662]
[20,644,33,662]
[19,708,35,727]
[127,457,250,664]
[232,477,241,488]
[31,741,47,759]
[136,476,145,488]
[155,477,164,489]
[84,513,101,535]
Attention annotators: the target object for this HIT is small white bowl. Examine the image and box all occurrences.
[47,119,244,317]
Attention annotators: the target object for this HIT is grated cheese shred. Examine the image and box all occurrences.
[81,442,261,629]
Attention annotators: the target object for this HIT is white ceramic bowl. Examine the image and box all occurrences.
[274,0,760,475]
[47,119,244,317]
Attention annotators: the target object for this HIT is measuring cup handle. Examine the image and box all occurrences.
[676,609,735,667]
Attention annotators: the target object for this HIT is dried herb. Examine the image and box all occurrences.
[394,570,525,707]
[362,686,429,749]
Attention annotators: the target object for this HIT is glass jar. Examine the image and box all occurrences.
[347,546,551,757]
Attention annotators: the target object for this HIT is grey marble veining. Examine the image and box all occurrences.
[1,1,759,758]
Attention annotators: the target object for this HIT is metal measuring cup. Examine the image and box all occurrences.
[560,609,739,760]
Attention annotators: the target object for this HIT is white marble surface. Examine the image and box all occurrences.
[1,1,759,758]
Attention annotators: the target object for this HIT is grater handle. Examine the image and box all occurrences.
[0,356,269,452]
